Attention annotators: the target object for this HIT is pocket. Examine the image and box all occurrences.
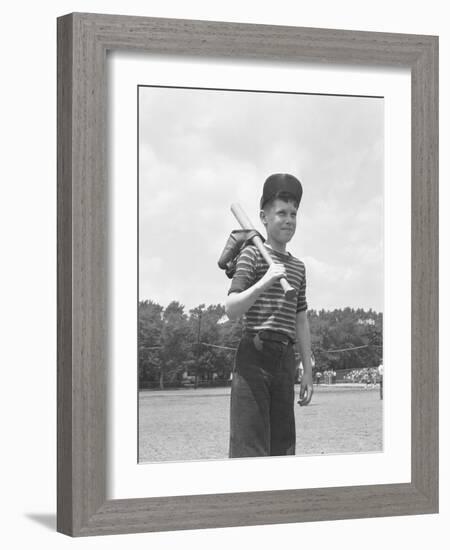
[285,345,297,378]
[260,339,284,357]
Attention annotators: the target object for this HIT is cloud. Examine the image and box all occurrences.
[303,253,383,312]
[138,86,384,312]
[140,256,163,274]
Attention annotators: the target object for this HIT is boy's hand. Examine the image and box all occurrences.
[298,371,313,406]
[261,263,286,288]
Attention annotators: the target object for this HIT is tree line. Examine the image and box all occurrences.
[139,300,383,389]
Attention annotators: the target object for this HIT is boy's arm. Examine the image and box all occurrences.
[225,263,286,320]
[296,309,314,406]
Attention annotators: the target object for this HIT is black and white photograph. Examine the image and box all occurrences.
[138,85,384,463]
[2,0,443,545]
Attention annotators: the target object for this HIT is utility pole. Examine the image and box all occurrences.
[195,309,202,389]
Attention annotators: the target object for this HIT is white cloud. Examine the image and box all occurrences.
[138,86,384,312]
[141,256,163,272]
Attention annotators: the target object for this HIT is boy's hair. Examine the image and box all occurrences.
[262,191,299,211]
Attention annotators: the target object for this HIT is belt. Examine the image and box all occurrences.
[245,329,294,346]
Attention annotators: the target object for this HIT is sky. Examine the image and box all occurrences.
[138,86,384,314]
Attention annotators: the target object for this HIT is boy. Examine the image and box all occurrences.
[225,173,313,458]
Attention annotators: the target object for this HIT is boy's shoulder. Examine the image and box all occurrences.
[287,252,305,267]
[281,251,307,277]
[237,244,259,260]
[235,245,262,270]
[273,248,305,268]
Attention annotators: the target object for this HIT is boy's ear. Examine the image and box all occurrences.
[259,209,267,225]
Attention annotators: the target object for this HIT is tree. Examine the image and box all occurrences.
[138,300,383,388]
[138,300,163,386]
[188,304,235,385]
[308,308,383,372]
[158,301,192,389]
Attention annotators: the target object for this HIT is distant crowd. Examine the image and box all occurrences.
[343,367,380,385]
[311,367,382,385]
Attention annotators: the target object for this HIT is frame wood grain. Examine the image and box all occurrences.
[57,12,438,536]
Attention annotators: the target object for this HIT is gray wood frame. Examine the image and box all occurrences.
[57,12,438,537]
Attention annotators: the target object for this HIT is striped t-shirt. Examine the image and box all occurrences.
[228,244,307,342]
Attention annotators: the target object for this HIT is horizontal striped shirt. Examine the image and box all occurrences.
[228,244,307,341]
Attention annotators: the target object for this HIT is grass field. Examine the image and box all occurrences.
[138,385,383,463]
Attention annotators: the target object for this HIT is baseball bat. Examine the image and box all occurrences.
[230,203,296,300]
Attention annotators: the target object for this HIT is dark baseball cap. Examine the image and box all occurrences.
[260,173,303,209]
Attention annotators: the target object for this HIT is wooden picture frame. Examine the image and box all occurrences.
[57,12,438,536]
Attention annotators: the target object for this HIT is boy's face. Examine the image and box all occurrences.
[260,199,298,245]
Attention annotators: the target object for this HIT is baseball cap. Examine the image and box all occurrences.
[260,173,303,209]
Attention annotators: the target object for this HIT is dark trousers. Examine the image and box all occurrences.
[229,334,296,458]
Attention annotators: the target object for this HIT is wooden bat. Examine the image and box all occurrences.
[230,203,297,300]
